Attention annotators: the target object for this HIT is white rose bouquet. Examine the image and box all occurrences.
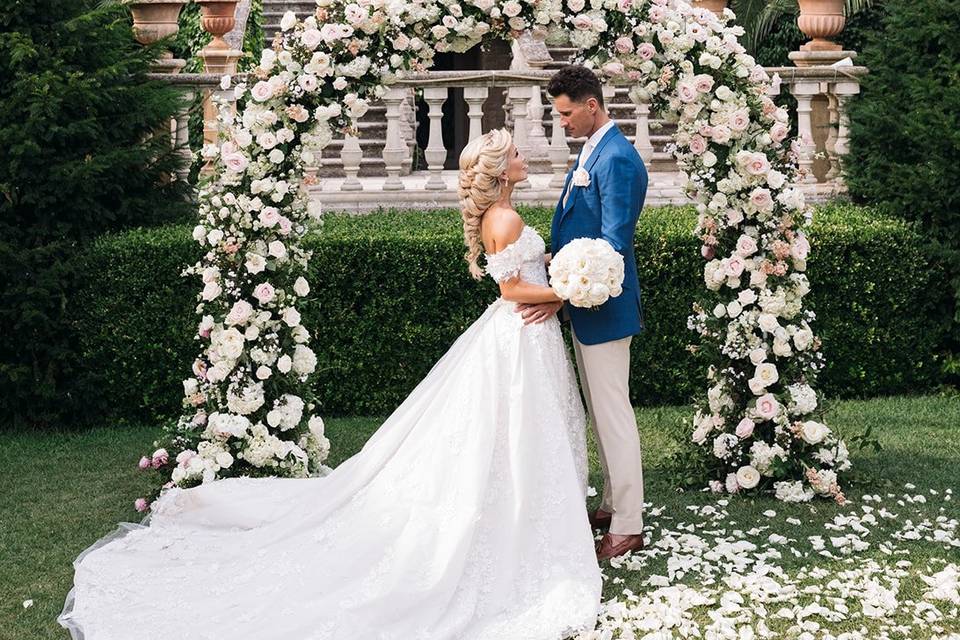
[548,238,625,309]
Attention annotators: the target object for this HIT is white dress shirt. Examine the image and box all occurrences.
[563,120,616,207]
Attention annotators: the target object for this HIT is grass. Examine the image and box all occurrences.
[1,394,958,638]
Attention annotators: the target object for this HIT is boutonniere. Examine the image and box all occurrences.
[572,167,591,187]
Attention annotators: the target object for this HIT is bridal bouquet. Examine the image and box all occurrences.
[549,238,625,309]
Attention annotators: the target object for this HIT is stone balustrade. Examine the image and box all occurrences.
[151,64,866,211]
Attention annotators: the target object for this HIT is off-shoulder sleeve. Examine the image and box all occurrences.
[484,243,524,283]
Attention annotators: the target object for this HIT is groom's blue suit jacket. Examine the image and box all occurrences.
[550,124,648,346]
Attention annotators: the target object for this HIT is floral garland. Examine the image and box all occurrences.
[135,0,847,510]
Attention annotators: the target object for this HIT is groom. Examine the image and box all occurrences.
[519,65,648,561]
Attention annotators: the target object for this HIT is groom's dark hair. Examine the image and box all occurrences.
[547,65,604,109]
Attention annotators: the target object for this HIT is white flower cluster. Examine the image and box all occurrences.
[548,238,625,308]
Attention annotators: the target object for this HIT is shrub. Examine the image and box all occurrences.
[0,0,191,427]
[67,204,947,425]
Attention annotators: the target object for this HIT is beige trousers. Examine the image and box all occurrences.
[572,329,645,535]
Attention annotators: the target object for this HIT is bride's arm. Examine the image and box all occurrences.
[487,219,560,305]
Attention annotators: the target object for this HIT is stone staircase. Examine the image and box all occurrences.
[260,1,678,178]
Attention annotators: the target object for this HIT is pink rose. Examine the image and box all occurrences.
[138,456,151,470]
[750,188,774,212]
[192,411,207,426]
[614,37,634,54]
[735,418,755,439]
[726,255,745,278]
[648,6,665,22]
[572,15,593,30]
[151,449,169,467]
[694,74,714,93]
[300,28,322,50]
[770,122,789,143]
[736,235,758,256]
[602,61,625,76]
[745,153,770,176]
[259,208,281,228]
[792,233,810,260]
[278,216,293,235]
[677,82,698,103]
[223,152,249,174]
[689,135,707,155]
[701,244,715,259]
[253,282,276,305]
[726,208,744,226]
[134,498,149,512]
[637,43,656,60]
[226,300,254,325]
[755,393,780,420]
[192,359,207,379]
[617,0,633,9]
[729,108,750,132]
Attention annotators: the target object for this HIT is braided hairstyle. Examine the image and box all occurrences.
[457,129,512,280]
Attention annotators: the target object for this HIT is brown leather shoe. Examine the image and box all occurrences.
[595,533,645,561]
[588,509,612,531]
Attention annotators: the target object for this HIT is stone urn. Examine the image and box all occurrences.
[127,0,187,72]
[692,0,728,13]
[197,0,239,52]
[797,0,845,51]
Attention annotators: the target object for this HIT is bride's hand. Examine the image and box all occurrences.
[516,301,563,325]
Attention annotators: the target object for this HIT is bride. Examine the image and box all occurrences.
[59,129,602,640]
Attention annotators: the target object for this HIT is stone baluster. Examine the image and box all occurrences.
[548,102,570,189]
[823,88,841,182]
[173,89,193,181]
[340,134,363,191]
[789,81,819,184]
[399,88,416,174]
[381,87,407,191]
[463,86,489,142]
[507,85,532,189]
[423,87,448,190]
[632,98,655,165]
[830,80,860,183]
[526,85,551,160]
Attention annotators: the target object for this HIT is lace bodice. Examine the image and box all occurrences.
[484,226,548,286]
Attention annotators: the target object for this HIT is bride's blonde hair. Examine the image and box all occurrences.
[458,129,512,280]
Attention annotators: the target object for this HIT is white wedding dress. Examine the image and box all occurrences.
[59,225,602,640]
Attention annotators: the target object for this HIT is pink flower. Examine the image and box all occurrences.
[701,244,715,259]
[745,153,770,176]
[151,449,169,467]
[729,108,750,132]
[637,43,656,60]
[278,217,293,235]
[770,122,789,143]
[677,82,698,103]
[138,456,151,470]
[134,498,149,512]
[259,208,281,228]
[750,188,774,212]
[689,135,707,155]
[736,235,758,256]
[735,418,755,438]
[614,37,634,54]
[251,81,274,102]
[253,282,276,305]
[617,0,634,9]
[572,15,593,30]
[792,233,810,260]
[755,393,780,420]
[192,359,207,379]
[726,255,745,278]
[300,28,322,50]
[648,6,665,22]
[192,411,207,426]
[223,152,249,174]
[694,74,714,93]
[602,61,625,76]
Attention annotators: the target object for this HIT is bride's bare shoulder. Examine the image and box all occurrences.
[481,207,524,254]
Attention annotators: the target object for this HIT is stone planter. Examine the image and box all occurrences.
[797,0,845,52]
[197,0,239,52]
[127,0,187,73]
[692,0,728,13]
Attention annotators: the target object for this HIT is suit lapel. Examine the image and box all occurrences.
[559,124,621,222]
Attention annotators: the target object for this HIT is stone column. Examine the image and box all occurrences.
[507,85,532,189]
[340,135,363,191]
[830,80,861,183]
[381,87,408,191]
[463,86,489,142]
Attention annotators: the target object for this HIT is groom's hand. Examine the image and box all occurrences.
[516,301,563,325]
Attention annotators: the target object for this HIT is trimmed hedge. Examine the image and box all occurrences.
[69,204,948,424]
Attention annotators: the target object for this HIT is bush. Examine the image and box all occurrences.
[0,0,191,427]
[67,205,948,424]
[844,0,960,329]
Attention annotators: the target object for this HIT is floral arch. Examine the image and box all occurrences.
[142,0,850,508]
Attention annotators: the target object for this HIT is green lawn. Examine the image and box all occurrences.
[2,395,958,638]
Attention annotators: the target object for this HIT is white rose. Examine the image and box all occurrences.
[793,327,814,351]
[758,313,779,333]
[201,281,222,301]
[277,354,292,373]
[192,225,206,243]
[292,345,317,374]
[801,420,830,445]
[773,338,792,357]
[217,328,245,360]
[294,277,310,297]
[736,466,760,489]
[749,348,767,365]
[256,365,272,380]
[726,300,742,318]
[754,362,779,387]
[282,307,302,327]
[713,303,726,318]
[268,240,287,259]
[280,10,297,31]
[245,253,266,274]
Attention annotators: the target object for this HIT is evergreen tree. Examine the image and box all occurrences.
[0,0,191,427]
